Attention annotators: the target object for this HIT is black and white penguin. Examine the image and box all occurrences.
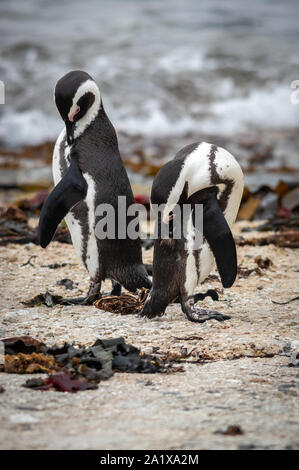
[140,142,244,322]
[38,70,151,303]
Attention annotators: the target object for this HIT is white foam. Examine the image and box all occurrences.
[0,108,61,147]
[200,84,299,135]
[0,84,298,148]
[116,100,197,137]
[105,84,299,138]
[157,48,205,73]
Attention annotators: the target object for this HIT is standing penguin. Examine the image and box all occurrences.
[140,142,244,322]
[38,70,151,303]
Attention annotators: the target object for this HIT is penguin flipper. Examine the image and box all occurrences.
[188,187,237,288]
[38,157,87,248]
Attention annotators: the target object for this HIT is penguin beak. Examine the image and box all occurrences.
[65,120,75,145]
[162,212,174,224]
[68,106,80,122]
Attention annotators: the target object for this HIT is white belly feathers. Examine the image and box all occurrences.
[52,129,99,278]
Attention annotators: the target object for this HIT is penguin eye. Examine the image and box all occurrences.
[77,92,95,118]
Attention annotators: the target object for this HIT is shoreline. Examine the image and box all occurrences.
[0,129,299,195]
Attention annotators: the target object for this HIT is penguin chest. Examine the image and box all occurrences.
[184,243,215,296]
[80,173,99,280]
[183,211,215,297]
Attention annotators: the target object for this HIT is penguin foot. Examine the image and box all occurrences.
[138,290,166,319]
[59,294,100,306]
[185,308,230,323]
[81,281,102,304]
[60,296,89,306]
[181,297,230,323]
[139,308,164,320]
[59,281,102,306]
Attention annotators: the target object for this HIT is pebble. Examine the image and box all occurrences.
[3,312,19,323]
[142,346,153,355]
[9,414,40,424]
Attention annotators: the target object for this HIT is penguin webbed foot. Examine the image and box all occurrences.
[185,308,230,323]
[59,281,102,306]
[139,307,164,320]
[59,296,96,306]
[81,281,102,304]
[181,297,230,323]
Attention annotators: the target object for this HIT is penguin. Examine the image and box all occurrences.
[140,142,244,322]
[38,70,151,303]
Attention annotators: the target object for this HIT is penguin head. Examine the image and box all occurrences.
[54,70,101,145]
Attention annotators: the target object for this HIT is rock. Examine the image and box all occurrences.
[289,351,299,367]
[282,187,299,211]
[255,192,278,219]
[9,414,40,424]
[3,312,19,323]
[142,346,153,355]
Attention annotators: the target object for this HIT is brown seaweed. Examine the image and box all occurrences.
[3,353,60,374]
[237,231,299,248]
[94,288,149,315]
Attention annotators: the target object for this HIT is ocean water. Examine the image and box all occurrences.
[0,0,298,156]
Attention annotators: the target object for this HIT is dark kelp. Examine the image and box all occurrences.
[0,336,178,392]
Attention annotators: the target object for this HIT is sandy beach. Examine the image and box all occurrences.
[0,220,298,450]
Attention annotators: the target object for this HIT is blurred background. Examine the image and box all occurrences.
[0,0,298,222]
